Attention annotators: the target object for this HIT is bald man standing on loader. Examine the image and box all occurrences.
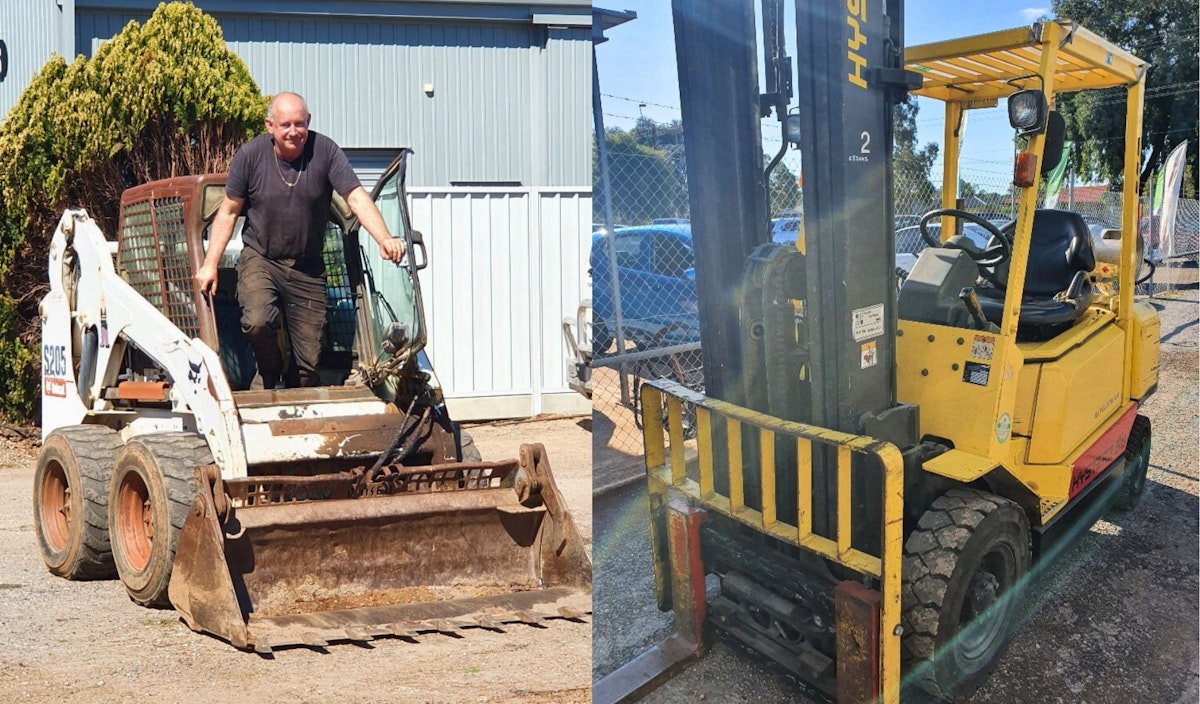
[195,91,405,389]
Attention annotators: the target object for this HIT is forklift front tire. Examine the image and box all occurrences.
[900,488,1031,702]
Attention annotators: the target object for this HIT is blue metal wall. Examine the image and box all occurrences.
[72,5,591,188]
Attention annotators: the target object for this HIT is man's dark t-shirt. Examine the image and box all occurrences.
[225,131,361,272]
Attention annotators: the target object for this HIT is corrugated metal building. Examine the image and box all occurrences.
[0,0,592,420]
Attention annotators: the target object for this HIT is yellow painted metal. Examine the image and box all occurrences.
[907,21,1147,102]
[797,436,813,537]
[641,379,904,704]
[896,320,1024,459]
[1130,301,1161,399]
[940,101,963,237]
[668,394,685,484]
[922,449,999,482]
[697,407,714,497]
[1000,22,1061,339]
[760,429,776,529]
[1012,361,1039,436]
[643,383,666,470]
[1027,326,1125,464]
[836,445,852,559]
[907,26,1036,66]
[1057,25,1148,86]
[1120,80,1146,401]
[1004,399,1142,525]
[728,418,744,512]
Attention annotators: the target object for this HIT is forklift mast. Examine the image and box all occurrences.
[676,0,918,443]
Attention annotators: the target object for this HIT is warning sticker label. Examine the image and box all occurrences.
[852,304,885,342]
[861,341,878,369]
[971,335,996,360]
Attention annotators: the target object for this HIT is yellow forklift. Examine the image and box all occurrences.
[595,3,1156,703]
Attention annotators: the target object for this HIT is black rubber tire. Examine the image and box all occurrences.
[1114,414,1151,511]
[34,425,122,579]
[592,318,613,356]
[460,429,482,462]
[901,488,1031,702]
[107,432,212,607]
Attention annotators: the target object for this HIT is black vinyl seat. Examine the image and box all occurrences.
[977,209,1096,341]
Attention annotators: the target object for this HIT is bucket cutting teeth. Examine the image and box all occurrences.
[240,603,591,654]
[169,445,593,654]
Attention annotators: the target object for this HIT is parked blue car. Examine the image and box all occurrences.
[590,225,699,354]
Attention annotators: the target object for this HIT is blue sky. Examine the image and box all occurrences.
[595,1,1059,193]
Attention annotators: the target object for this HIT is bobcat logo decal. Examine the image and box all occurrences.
[188,359,203,385]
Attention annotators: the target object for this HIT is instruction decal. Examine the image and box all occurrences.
[971,334,996,360]
[851,303,885,342]
[860,340,878,369]
[963,361,990,387]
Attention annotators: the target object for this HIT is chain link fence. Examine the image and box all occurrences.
[592,140,1198,458]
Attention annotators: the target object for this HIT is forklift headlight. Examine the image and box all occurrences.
[1008,89,1047,134]
[785,115,802,147]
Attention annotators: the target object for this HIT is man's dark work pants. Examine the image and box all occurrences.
[236,247,327,388]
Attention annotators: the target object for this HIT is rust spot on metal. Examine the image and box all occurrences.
[836,580,882,703]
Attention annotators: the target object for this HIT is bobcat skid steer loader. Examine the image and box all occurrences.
[34,150,591,653]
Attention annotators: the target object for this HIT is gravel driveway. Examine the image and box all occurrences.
[593,291,1199,703]
[0,416,592,704]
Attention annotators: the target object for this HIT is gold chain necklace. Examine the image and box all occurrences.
[274,150,306,188]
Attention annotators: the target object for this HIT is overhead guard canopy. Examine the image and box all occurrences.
[905,20,1148,103]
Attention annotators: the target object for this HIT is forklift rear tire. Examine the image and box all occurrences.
[108,433,211,607]
[34,425,122,580]
[901,488,1031,702]
[1114,414,1151,511]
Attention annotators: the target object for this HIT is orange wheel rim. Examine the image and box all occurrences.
[117,472,154,572]
[39,461,71,552]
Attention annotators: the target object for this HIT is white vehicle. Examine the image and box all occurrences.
[34,150,591,653]
[771,216,801,245]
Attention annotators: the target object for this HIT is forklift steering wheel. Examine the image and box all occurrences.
[918,208,1012,269]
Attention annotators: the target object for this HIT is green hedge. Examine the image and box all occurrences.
[0,2,267,424]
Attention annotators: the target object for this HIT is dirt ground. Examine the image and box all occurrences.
[0,415,592,704]
[593,290,1200,703]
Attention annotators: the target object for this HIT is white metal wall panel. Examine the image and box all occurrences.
[0,1,64,124]
[408,188,531,416]
[537,189,592,409]
[404,188,589,419]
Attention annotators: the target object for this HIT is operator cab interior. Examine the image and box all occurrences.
[897,97,1098,341]
[199,187,359,390]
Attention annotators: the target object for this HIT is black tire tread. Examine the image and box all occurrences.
[112,432,212,607]
[37,425,122,580]
[70,426,123,578]
[900,488,1029,700]
[460,430,482,463]
[1114,414,1152,511]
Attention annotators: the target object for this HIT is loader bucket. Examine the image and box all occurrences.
[168,443,591,653]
